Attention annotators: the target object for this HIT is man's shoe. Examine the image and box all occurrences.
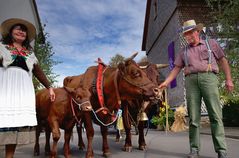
[218,152,227,158]
[187,150,199,158]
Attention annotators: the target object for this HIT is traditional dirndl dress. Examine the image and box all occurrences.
[0,43,38,145]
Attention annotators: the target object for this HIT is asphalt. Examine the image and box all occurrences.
[200,126,239,140]
[197,116,239,140]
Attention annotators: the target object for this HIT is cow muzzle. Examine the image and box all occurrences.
[77,100,92,111]
[81,103,92,111]
[153,87,163,100]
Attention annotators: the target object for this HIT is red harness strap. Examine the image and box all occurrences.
[96,58,107,114]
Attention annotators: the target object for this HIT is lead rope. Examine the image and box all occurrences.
[92,109,122,127]
[92,69,122,127]
[72,97,122,127]
[90,68,122,127]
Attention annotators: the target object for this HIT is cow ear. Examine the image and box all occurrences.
[63,77,72,87]
[64,86,75,95]
[118,62,126,75]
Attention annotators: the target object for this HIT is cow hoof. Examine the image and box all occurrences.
[86,151,94,158]
[103,151,111,157]
[45,151,50,156]
[33,151,39,156]
[78,145,85,150]
[139,145,147,151]
[122,146,132,152]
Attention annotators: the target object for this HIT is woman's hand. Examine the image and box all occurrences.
[49,87,55,102]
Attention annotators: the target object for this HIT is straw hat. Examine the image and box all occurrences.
[181,19,203,33]
[0,18,36,41]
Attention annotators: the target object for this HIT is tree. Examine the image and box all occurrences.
[108,53,125,68]
[33,27,60,91]
[206,0,239,101]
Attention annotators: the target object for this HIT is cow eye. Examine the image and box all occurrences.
[76,95,81,100]
[131,70,141,78]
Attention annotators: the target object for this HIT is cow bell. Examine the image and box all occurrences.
[139,112,148,121]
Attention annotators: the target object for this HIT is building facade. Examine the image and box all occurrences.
[142,0,213,109]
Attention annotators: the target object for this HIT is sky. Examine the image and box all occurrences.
[36,0,148,86]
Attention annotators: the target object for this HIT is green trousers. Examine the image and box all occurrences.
[185,72,227,153]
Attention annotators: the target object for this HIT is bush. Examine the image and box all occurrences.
[222,98,239,127]
[150,102,175,129]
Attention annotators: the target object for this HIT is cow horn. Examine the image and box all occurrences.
[139,65,148,69]
[156,64,169,69]
[125,52,138,61]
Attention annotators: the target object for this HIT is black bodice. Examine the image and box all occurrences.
[9,55,29,72]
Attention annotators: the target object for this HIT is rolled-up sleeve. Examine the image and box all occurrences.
[174,49,184,68]
[210,39,225,60]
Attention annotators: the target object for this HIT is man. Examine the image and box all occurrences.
[159,20,234,158]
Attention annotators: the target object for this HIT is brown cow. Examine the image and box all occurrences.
[117,62,168,152]
[34,87,91,158]
[63,53,161,158]
[63,74,86,150]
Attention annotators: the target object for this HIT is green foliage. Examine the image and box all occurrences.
[150,102,175,129]
[206,0,239,100]
[33,28,60,91]
[223,97,239,126]
[206,0,239,40]
[108,53,125,68]
[150,115,160,126]
[218,47,239,100]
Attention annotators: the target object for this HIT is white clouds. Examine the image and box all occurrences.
[36,0,147,86]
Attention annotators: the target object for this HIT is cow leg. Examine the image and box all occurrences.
[45,126,51,156]
[138,121,147,150]
[84,112,94,158]
[77,123,85,150]
[115,129,121,142]
[123,125,132,152]
[34,125,41,156]
[100,126,110,157]
[122,106,132,152]
[63,129,72,158]
[49,120,61,158]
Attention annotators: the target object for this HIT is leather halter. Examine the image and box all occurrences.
[70,97,81,125]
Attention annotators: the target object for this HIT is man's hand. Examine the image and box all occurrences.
[159,81,168,89]
[225,80,234,93]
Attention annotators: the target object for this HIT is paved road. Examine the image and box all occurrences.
[1,126,239,158]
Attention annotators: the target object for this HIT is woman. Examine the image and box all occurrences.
[0,18,55,158]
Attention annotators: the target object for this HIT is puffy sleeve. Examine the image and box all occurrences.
[0,43,14,67]
[26,51,38,73]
